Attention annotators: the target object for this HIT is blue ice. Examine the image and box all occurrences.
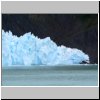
[2,30,89,66]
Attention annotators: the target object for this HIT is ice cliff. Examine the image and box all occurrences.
[2,30,89,66]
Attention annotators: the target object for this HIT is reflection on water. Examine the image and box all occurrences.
[2,64,98,86]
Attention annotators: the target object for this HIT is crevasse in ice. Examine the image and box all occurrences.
[2,30,89,66]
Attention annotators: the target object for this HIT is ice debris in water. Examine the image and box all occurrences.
[2,30,89,66]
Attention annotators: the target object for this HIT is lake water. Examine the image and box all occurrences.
[2,64,98,86]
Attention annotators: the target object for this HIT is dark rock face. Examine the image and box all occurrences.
[2,14,98,64]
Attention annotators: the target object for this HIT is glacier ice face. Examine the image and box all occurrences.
[2,30,89,66]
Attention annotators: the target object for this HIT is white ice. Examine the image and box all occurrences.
[2,30,89,67]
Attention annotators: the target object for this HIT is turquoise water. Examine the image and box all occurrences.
[2,64,98,86]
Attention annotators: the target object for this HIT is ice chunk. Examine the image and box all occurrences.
[2,30,89,66]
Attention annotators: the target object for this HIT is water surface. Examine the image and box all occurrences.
[2,64,98,86]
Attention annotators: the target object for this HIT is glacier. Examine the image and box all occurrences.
[2,30,89,67]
